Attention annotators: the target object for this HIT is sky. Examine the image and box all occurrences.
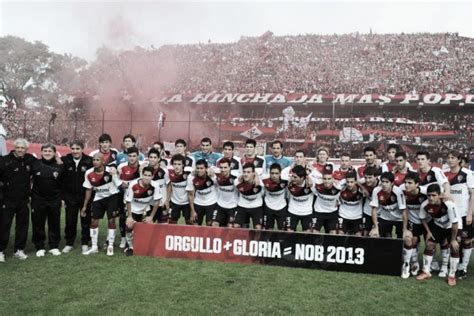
[0,0,472,61]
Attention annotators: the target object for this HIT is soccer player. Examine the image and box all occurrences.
[174,139,195,172]
[333,152,353,183]
[444,150,474,278]
[116,134,145,166]
[361,167,380,236]
[287,165,315,232]
[312,146,334,174]
[124,166,162,256]
[234,163,264,229]
[281,150,315,181]
[192,137,222,167]
[61,140,93,254]
[212,158,239,227]
[381,144,400,173]
[400,172,427,278]
[264,140,291,173]
[0,138,36,262]
[30,143,64,257]
[145,148,169,223]
[188,159,218,226]
[392,152,411,187]
[313,170,341,234]
[369,172,406,238]
[416,184,460,286]
[89,133,119,168]
[357,146,380,183]
[165,154,196,224]
[81,153,121,256]
[216,141,242,177]
[117,147,142,249]
[262,164,288,230]
[241,139,266,177]
[415,151,450,195]
[338,172,364,236]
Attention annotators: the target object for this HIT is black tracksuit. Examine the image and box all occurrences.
[30,158,64,250]
[60,154,93,246]
[0,151,36,252]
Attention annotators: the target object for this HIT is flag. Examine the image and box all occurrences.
[339,127,363,143]
[241,126,263,139]
[158,112,166,128]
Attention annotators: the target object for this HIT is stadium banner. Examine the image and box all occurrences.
[159,92,473,106]
[134,224,403,276]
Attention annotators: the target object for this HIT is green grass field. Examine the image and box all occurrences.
[0,219,473,315]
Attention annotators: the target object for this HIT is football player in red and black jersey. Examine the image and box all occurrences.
[357,146,380,183]
[392,152,412,187]
[338,172,364,235]
[313,170,341,234]
[89,133,119,168]
[234,163,263,229]
[145,148,169,223]
[333,152,353,184]
[81,153,122,256]
[216,141,242,177]
[416,184,460,286]
[174,139,195,172]
[360,167,380,236]
[241,139,266,177]
[286,165,315,232]
[124,167,162,256]
[212,158,239,227]
[381,144,400,173]
[188,159,218,226]
[262,164,288,230]
[165,154,196,224]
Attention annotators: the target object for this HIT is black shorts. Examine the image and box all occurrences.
[363,213,373,231]
[194,203,218,226]
[151,206,169,223]
[131,213,144,222]
[286,212,313,231]
[235,206,263,228]
[169,202,191,222]
[212,205,237,226]
[91,194,118,220]
[378,218,403,238]
[313,211,338,232]
[459,216,473,239]
[117,191,126,214]
[407,220,425,238]
[428,221,453,244]
[338,217,363,235]
[263,205,287,230]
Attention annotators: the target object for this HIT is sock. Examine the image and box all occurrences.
[126,232,134,249]
[403,247,413,265]
[423,254,433,274]
[90,228,99,248]
[440,248,450,271]
[449,257,460,277]
[460,247,472,271]
[411,246,419,265]
[107,229,116,246]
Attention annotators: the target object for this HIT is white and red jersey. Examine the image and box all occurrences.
[314,184,341,214]
[288,181,315,216]
[401,186,427,224]
[118,162,141,183]
[189,174,218,206]
[420,200,458,229]
[332,167,353,183]
[444,167,474,219]
[370,186,406,221]
[83,167,121,201]
[281,164,314,181]
[215,173,239,209]
[393,168,410,187]
[125,179,162,214]
[338,187,364,220]
[262,178,288,211]
[241,156,266,177]
[167,170,192,205]
[418,167,448,193]
[311,162,334,184]
[356,164,381,183]
[149,166,169,203]
[236,178,263,208]
[89,148,119,167]
[361,181,380,216]
[216,156,242,177]
[381,161,396,173]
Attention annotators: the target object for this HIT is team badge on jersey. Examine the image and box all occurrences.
[253,187,259,193]
[104,175,110,182]
[147,190,153,195]
[206,181,212,186]
[426,175,432,182]
[53,171,59,179]
[304,188,309,194]
[253,160,258,166]
[390,195,396,202]
[81,166,87,172]
[36,171,41,176]
[68,167,73,171]
[26,166,30,172]
[380,195,385,202]
[458,175,464,182]
[183,174,188,179]
[230,162,235,168]
[280,183,286,188]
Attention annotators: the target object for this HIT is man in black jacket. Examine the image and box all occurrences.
[61,140,93,254]
[31,143,64,257]
[0,138,36,262]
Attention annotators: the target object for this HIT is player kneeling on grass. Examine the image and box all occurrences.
[400,172,427,278]
[81,153,122,256]
[416,184,460,286]
[337,172,364,236]
[234,163,264,229]
[124,167,162,256]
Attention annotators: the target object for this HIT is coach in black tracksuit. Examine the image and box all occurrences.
[0,139,36,255]
[61,141,93,249]
[30,143,64,252]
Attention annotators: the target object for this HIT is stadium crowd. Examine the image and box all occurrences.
[0,133,472,287]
